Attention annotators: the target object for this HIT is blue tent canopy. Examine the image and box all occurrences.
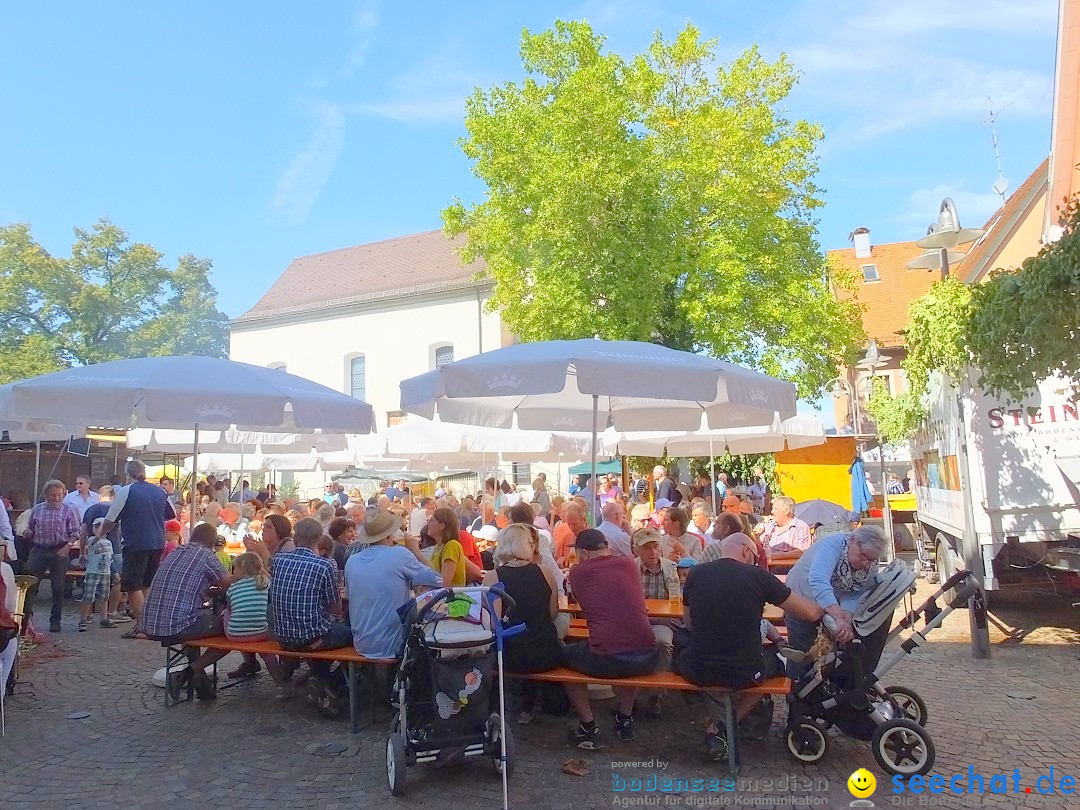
[568,458,622,476]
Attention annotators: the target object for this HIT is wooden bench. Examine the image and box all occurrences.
[510,667,790,774]
[165,636,395,733]
[564,624,788,641]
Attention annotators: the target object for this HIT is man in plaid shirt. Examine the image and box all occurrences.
[633,527,681,719]
[270,517,349,711]
[141,522,231,700]
[22,479,81,632]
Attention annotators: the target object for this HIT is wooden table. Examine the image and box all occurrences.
[559,596,784,623]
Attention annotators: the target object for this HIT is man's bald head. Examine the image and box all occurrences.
[720,532,758,564]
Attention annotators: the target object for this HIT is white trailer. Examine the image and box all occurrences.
[911,370,1080,592]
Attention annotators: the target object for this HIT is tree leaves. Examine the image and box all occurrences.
[443,20,863,397]
[0,219,229,384]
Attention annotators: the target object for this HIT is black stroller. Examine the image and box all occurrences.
[784,561,981,776]
[387,586,525,806]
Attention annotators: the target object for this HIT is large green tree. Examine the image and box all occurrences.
[443,20,864,395]
[0,219,229,383]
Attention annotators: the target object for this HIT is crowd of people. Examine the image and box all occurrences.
[0,461,888,762]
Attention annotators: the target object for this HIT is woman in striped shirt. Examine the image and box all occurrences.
[224,553,282,684]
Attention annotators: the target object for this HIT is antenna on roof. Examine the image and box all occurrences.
[982,96,1013,202]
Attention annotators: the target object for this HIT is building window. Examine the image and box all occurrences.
[350,356,366,401]
[435,345,454,369]
[861,264,880,282]
[386,410,407,427]
[511,462,531,486]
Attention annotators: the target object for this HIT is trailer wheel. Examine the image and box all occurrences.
[936,541,966,606]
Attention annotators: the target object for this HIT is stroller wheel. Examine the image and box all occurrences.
[872,718,935,776]
[784,721,827,763]
[488,714,516,777]
[884,686,928,726]
[387,733,407,796]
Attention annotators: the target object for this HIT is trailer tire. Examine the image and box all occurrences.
[936,540,966,607]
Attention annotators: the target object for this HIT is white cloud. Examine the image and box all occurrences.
[340,0,381,76]
[270,102,347,226]
[356,45,483,124]
[778,0,1055,146]
[897,183,1004,229]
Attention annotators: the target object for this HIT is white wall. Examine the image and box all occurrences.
[230,288,503,429]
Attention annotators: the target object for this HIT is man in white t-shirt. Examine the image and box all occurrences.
[63,475,99,520]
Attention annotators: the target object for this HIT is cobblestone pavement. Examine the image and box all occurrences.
[3,581,1078,809]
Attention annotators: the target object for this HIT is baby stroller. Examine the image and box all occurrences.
[784,561,981,776]
[387,586,524,806]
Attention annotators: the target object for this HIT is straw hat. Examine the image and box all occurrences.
[354,509,403,545]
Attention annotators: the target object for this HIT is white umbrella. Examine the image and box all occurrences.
[400,338,796,432]
[399,339,796,522]
[0,356,375,512]
[127,428,348,453]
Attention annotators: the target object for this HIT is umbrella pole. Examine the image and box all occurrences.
[590,394,598,526]
[239,445,245,504]
[191,424,200,521]
[33,440,41,503]
[709,433,717,515]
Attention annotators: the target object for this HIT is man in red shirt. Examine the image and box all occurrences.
[563,529,658,749]
[551,502,586,566]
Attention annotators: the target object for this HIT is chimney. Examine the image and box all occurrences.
[850,227,872,259]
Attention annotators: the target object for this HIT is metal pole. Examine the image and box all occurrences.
[33,440,41,503]
[955,370,991,660]
[879,440,895,563]
[590,394,598,527]
[238,445,245,504]
[191,423,199,521]
[709,432,717,514]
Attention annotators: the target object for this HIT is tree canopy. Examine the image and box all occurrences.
[443,20,864,397]
[868,200,1080,441]
[0,219,229,384]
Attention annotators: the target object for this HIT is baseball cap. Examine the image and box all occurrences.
[632,527,662,549]
[654,498,673,509]
[677,557,697,568]
[164,519,182,533]
[722,494,741,510]
[573,528,608,550]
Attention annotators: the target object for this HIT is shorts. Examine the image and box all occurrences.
[81,571,111,604]
[561,641,658,679]
[122,548,163,591]
[110,552,122,577]
[672,647,766,690]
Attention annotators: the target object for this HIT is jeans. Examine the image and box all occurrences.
[27,546,69,625]
[784,614,819,680]
[281,621,352,678]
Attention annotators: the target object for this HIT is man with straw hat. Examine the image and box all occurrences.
[343,509,441,660]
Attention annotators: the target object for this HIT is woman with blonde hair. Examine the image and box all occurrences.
[482,523,562,723]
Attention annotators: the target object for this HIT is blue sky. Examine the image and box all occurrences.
[1,0,1057,328]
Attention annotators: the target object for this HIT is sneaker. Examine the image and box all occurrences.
[78,620,88,632]
[567,723,603,750]
[614,713,635,742]
[50,621,62,633]
[705,730,728,762]
[108,612,133,624]
[100,619,117,629]
[192,670,217,701]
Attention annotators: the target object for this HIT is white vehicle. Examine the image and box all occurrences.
[911,370,1080,592]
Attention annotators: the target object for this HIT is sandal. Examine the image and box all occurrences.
[121,627,146,640]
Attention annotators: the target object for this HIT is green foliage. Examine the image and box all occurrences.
[866,278,973,440]
[443,20,864,395]
[966,200,1080,400]
[0,219,229,383]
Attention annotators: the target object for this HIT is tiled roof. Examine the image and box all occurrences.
[828,240,942,348]
[960,158,1049,283]
[233,230,488,324]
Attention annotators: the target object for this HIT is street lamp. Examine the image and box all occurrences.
[905,198,985,277]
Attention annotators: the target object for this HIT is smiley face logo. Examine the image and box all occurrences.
[848,768,876,798]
